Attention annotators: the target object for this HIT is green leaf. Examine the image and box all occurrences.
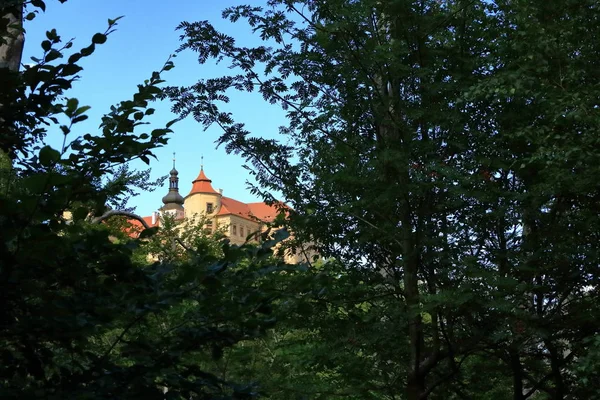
[74,105,91,117]
[150,128,171,137]
[62,63,83,76]
[72,115,88,124]
[31,0,46,12]
[107,16,125,27]
[72,206,89,221]
[92,33,107,44]
[45,28,58,41]
[21,173,48,193]
[80,44,95,57]
[45,49,62,62]
[41,40,52,52]
[66,98,79,115]
[39,146,61,167]
[68,53,82,64]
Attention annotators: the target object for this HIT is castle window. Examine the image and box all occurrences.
[240,227,244,237]
[206,203,214,213]
[204,220,213,234]
[232,225,237,235]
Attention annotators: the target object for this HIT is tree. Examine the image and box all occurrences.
[167,0,600,399]
[0,2,291,398]
[460,2,600,398]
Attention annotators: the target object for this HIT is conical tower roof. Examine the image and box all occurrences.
[188,166,219,195]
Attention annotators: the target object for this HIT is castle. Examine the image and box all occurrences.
[131,157,312,263]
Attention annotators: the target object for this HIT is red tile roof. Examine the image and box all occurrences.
[218,197,252,220]
[248,202,283,222]
[125,216,159,238]
[218,197,282,223]
[188,168,218,196]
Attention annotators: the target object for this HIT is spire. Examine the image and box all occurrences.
[170,152,178,175]
[162,152,184,206]
[188,163,219,195]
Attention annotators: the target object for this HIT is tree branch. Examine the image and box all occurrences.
[92,209,150,229]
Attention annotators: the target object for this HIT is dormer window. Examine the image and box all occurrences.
[206,203,214,213]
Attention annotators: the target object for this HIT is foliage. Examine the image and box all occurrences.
[148,213,228,262]
[105,164,167,212]
[167,0,600,399]
[572,335,600,400]
[0,2,294,398]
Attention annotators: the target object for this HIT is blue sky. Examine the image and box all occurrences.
[23,0,287,217]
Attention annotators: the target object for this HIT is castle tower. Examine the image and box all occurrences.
[160,153,185,220]
[184,158,222,221]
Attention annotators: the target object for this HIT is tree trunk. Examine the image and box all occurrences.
[546,341,565,400]
[0,3,24,159]
[0,2,25,72]
[407,373,426,400]
[510,348,525,400]
[403,225,425,400]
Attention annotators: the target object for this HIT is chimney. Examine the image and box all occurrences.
[151,211,158,225]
